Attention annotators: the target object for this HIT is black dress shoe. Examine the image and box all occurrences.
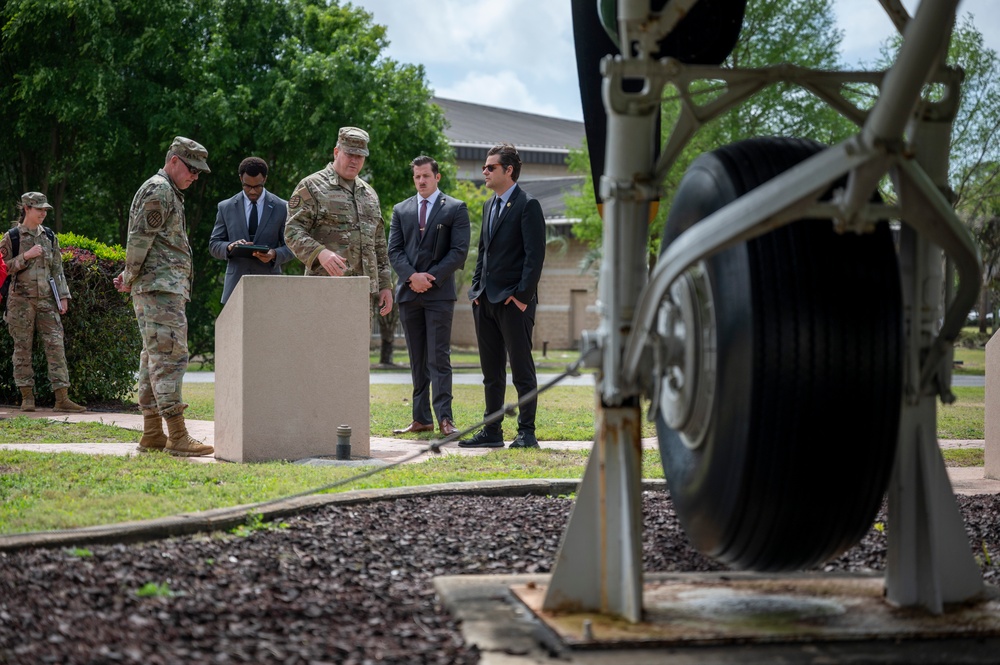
[393,421,434,434]
[439,418,458,436]
[458,430,504,448]
[509,431,539,449]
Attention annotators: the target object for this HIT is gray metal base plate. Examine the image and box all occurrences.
[434,572,1000,664]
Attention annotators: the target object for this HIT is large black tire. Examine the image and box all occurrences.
[656,137,903,572]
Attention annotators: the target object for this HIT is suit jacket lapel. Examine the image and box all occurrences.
[489,188,518,243]
[255,193,276,240]
[483,196,498,248]
[426,196,445,228]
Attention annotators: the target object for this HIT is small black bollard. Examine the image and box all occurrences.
[336,424,352,460]
[542,341,549,358]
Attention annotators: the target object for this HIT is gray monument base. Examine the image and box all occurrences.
[214,275,371,462]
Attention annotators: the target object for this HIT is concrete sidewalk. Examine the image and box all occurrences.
[2,404,998,494]
[0,404,633,466]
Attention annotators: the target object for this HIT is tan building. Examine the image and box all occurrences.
[431,97,599,351]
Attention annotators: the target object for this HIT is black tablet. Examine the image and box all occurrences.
[230,244,271,258]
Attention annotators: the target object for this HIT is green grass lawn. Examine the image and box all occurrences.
[4,383,984,446]
[0,418,141,444]
[938,386,985,439]
[180,382,656,440]
[183,383,987,442]
[942,448,984,467]
[953,346,987,375]
[0,448,666,534]
[0,381,986,534]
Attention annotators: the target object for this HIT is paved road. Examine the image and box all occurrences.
[186,371,986,388]
[953,375,986,387]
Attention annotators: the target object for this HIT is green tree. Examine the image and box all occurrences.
[1,0,452,359]
[1,0,126,231]
[946,18,1000,331]
[450,180,492,290]
[869,15,1000,331]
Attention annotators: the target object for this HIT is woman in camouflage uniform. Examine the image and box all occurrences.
[0,192,85,412]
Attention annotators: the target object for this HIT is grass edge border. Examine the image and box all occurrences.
[0,478,669,553]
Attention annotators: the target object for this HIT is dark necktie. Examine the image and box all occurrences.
[489,197,502,237]
[419,198,428,232]
[248,200,259,240]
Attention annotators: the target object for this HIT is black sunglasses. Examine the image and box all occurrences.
[482,163,505,173]
[177,157,200,175]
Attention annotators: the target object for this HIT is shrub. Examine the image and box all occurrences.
[0,232,141,406]
[957,328,993,349]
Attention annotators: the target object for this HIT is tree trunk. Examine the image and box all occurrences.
[980,281,989,334]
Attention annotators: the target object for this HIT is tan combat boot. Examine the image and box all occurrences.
[164,413,214,457]
[19,386,35,412]
[53,387,87,413]
[138,409,168,453]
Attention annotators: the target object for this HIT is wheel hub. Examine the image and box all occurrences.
[658,266,716,450]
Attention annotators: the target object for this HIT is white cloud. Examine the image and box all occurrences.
[837,0,1000,65]
[354,0,998,123]
[355,0,582,120]
[434,71,564,119]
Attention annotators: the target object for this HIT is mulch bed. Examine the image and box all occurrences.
[1,492,999,664]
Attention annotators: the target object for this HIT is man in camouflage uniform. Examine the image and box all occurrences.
[284,126,394,318]
[113,137,214,457]
[1,192,86,412]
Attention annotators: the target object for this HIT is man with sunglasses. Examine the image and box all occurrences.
[459,143,546,450]
[113,136,214,458]
[209,157,293,305]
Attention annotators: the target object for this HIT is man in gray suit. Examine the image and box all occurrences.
[388,155,470,436]
[209,157,293,304]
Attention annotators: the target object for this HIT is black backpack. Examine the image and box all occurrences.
[1,226,56,313]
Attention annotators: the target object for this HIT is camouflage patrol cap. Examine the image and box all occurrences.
[168,136,211,173]
[337,127,370,156]
[20,192,53,210]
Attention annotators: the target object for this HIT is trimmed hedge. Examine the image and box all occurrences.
[0,232,142,406]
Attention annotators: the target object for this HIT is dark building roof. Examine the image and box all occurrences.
[432,97,586,222]
[432,97,585,159]
[519,177,584,222]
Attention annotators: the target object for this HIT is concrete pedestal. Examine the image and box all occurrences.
[214,275,371,462]
[986,331,1000,479]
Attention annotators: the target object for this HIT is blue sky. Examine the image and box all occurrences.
[353,0,1000,122]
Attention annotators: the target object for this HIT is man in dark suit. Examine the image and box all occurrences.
[459,143,546,449]
[388,156,471,437]
[209,157,294,304]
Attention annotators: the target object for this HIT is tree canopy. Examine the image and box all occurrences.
[1,0,453,356]
[935,16,1000,328]
[566,0,999,280]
